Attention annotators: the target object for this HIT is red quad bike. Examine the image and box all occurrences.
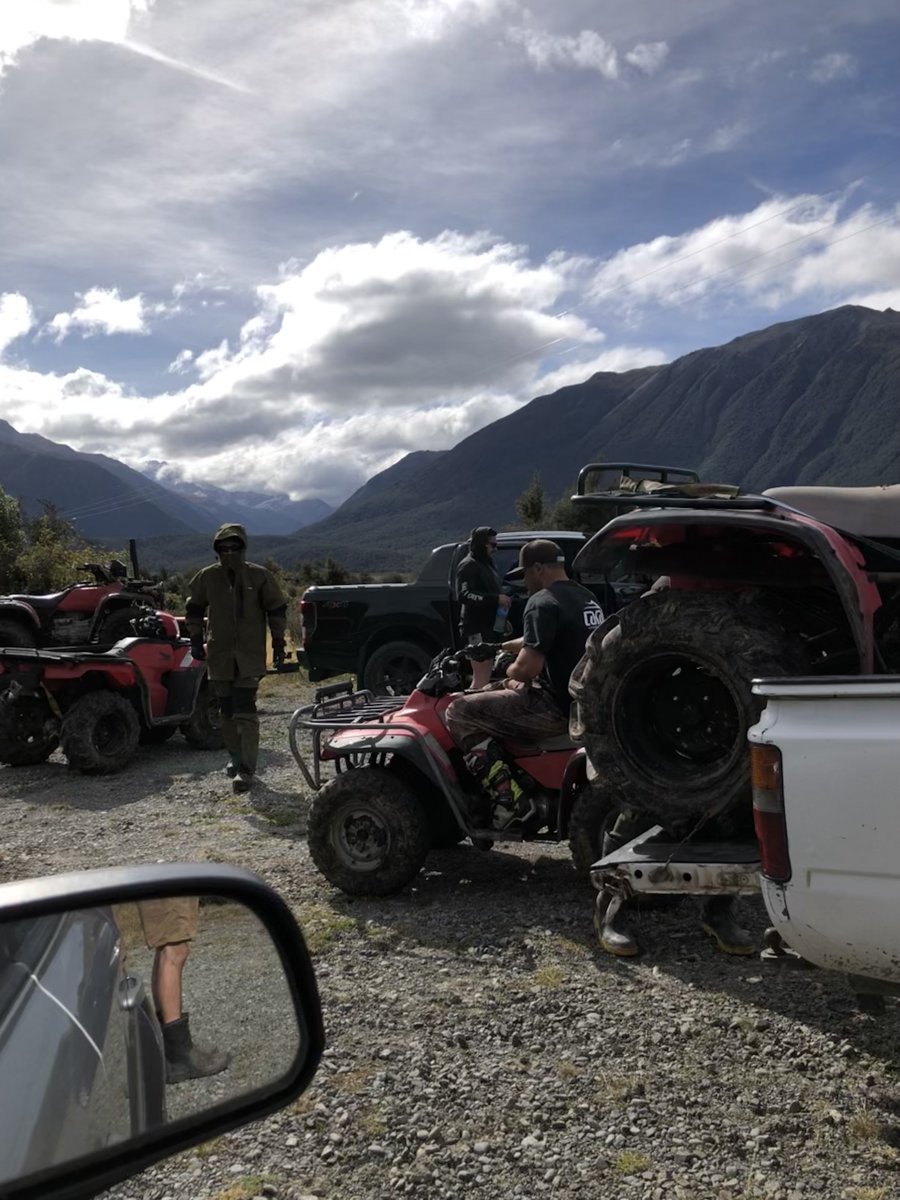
[290,648,605,896]
[0,611,223,775]
[562,463,900,923]
[0,540,164,650]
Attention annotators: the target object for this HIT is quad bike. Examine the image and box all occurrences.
[0,611,223,775]
[563,461,900,878]
[290,647,613,896]
[0,539,164,650]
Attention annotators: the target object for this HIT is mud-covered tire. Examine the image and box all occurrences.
[362,641,434,696]
[0,619,36,649]
[570,590,807,827]
[568,784,621,879]
[97,606,148,644]
[180,681,224,750]
[60,691,140,774]
[139,725,177,745]
[308,767,430,896]
[0,695,58,765]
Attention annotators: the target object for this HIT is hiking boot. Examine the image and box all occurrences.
[594,892,639,957]
[232,771,252,794]
[162,1013,231,1084]
[491,794,537,830]
[700,897,756,956]
[224,761,238,779]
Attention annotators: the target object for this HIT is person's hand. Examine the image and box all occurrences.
[271,636,286,666]
[190,638,206,661]
[497,594,512,611]
[504,678,528,691]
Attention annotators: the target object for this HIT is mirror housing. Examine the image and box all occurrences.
[0,863,324,1200]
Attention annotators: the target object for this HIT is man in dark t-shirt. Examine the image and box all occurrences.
[445,540,603,829]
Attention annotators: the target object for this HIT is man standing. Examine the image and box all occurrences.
[137,898,231,1084]
[185,524,287,794]
[445,539,603,828]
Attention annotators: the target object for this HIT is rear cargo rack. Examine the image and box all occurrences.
[572,460,780,514]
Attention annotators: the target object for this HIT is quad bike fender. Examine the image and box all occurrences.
[0,598,41,632]
[576,509,879,671]
[557,747,588,839]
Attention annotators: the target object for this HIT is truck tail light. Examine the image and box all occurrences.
[751,743,791,883]
[299,596,317,649]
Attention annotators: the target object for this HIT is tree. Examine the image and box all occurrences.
[0,485,25,590]
[515,472,545,528]
[14,503,88,592]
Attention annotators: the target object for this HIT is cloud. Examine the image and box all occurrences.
[46,287,150,342]
[0,0,152,76]
[168,349,194,374]
[587,193,900,315]
[0,292,34,357]
[624,41,669,75]
[509,23,669,81]
[808,52,857,83]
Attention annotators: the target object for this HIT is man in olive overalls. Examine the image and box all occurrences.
[185,524,287,794]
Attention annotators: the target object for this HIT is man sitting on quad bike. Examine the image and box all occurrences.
[445,539,604,829]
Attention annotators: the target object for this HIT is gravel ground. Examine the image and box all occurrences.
[3,672,900,1200]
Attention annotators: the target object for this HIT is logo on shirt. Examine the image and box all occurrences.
[583,604,604,628]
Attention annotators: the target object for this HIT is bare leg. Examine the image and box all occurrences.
[470,659,493,689]
[152,941,190,1024]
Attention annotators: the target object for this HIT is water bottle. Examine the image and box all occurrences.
[493,602,507,634]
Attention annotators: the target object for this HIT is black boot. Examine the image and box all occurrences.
[464,741,536,828]
[700,896,756,956]
[594,892,639,957]
[162,1013,231,1084]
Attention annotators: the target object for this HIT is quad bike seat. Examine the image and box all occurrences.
[763,485,900,540]
[9,591,69,610]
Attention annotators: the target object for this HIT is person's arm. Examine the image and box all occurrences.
[184,571,208,657]
[261,572,288,661]
[457,560,504,610]
[506,645,545,683]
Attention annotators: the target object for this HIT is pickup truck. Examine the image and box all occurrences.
[590,674,900,998]
[748,675,900,990]
[298,529,630,693]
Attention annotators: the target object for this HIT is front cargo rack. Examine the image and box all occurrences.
[288,679,418,791]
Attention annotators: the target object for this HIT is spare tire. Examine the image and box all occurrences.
[570,590,807,827]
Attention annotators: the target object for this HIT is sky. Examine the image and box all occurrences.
[1,0,899,507]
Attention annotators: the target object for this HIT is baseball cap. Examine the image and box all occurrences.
[506,539,567,580]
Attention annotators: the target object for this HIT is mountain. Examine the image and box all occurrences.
[0,420,211,539]
[139,462,332,534]
[265,304,900,571]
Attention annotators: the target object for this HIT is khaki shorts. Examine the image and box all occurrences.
[137,897,199,948]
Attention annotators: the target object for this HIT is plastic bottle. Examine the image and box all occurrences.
[493,602,507,634]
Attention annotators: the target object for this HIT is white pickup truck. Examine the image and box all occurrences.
[591,675,900,993]
[747,676,900,987]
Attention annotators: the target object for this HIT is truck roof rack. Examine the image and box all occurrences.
[572,461,779,513]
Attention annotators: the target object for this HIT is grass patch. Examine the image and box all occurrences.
[847,1110,882,1144]
[194,1136,224,1158]
[545,933,591,957]
[613,1151,651,1175]
[359,1106,388,1136]
[557,1060,580,1081]
[337,1064,378,1095]
[212,1175,273,1200]
[264,807,303,827]
[296,901,356,954]
[531,965,565,989]
[594,1072,645,1103]
[846,1189,889,1200]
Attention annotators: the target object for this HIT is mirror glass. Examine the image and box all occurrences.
[0,894,303,1189]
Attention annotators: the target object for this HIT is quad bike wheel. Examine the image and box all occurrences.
[0,694,59,766]
[60,690,140,774]
[567,784,621,879]
[308,766,430,896]
[362,641,433,696]
[0,619,36,649]
[180,681,225,750]
[571,590,807,827]
[97,606,148,644]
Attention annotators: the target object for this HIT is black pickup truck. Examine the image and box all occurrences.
[298,529,629,693]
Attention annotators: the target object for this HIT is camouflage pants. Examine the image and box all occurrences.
[444,683,568,752]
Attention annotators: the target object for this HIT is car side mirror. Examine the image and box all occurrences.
[0,864,324,1200]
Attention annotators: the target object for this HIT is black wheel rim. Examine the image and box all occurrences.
[616,653,741,782]
[331,802,390,872]
[93,713,130,757]
[380,656,424,694]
